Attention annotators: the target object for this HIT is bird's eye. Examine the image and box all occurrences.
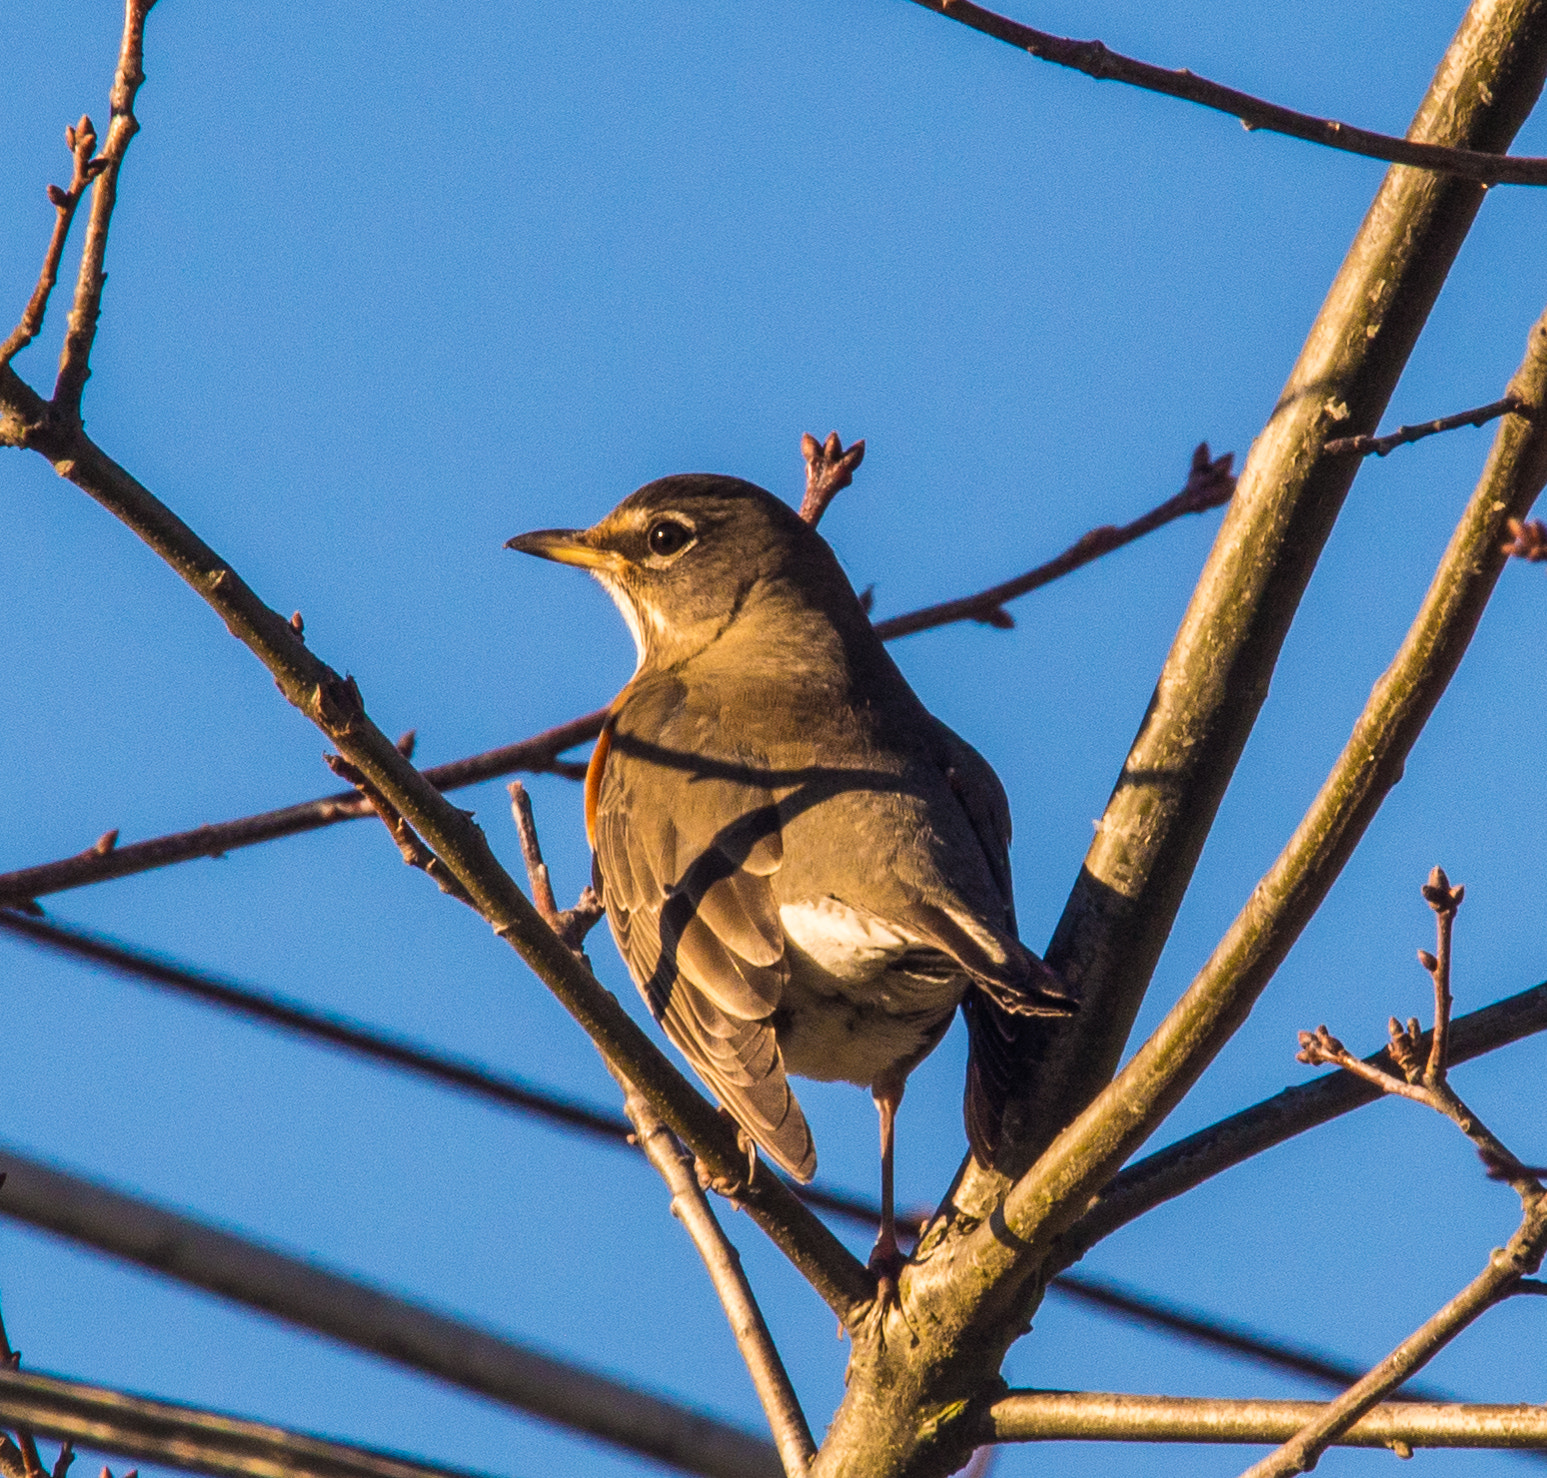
[647,519,693,558]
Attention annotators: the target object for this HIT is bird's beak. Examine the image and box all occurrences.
[504,528,624,573]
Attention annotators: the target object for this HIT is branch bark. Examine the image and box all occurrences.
[0,1148,780,1478]
[907,0,1547,185]
[956,0,1547,1213]
[984,1390,1547,1449]
[625,1091,815,1477]
[0,1364,513,1478]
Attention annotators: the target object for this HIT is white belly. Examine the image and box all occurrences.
[773,897,965,1088]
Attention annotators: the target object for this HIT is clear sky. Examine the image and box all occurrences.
[2,1,1545,1475]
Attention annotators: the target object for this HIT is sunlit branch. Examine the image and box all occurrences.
[983,1390,1547,1449]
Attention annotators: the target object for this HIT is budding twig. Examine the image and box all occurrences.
[798,432,865,527]
[1324,396,1527,458]
[507,781,605,958]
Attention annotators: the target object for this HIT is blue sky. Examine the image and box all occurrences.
[3,1,1545,1475]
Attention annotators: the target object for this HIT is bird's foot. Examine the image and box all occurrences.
[693,1121,758,1210]
[866,1239,917,1347]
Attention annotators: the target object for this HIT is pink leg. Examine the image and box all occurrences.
[870,1075,905,1291]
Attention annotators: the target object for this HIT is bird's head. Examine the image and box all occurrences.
[507,474,857,670]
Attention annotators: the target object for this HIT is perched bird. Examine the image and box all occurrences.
[508,475,1074,1270]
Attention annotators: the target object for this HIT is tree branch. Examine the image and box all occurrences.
[906,0,1547,186]
[51,0,155,419]
[0,373,869,1317]
[871,443,1234,639]
[984,1390,1547,1449]
[0,118,105,369]
[1240,1191,1547,1477]
[11,904,1544,1420]
[626,1091,815,1477]
[0,1149,780,1478]
[985,302,1547,1287]
[1060,977,1547,1259]
[0,713,597,914]
[1324,395,1526,457]
[946,0,1547,1237]
[0,1364,518,1478]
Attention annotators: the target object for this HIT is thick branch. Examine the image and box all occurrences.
[0,1364,509,1478]
[952,0,1547,1221]
[907,0,1547,185]
[985,1390,1547,1449]
[626,1091,815,1477]
[0,1148,780,1478]
[987,303,1547,1282]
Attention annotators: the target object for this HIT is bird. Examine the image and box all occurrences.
[507,474,1075,1274]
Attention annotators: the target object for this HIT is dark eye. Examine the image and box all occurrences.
[647,519,692,557]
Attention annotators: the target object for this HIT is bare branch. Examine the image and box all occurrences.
[626,1089,815,1477]
[872,443,1233,639]
[324,752,476,907]
[1239,1192,1547,1477]
[1324,395,1526,457]
[52,0,156,418]
[0,1362,539,1478]
[506,782,604,957]
[0,119,103,369]
[0,1149,781,1478]
[0,1306,46,1478]
[798,432,865,527]
[985,305,1547,1268]
[0,710,598,912]
[907,0,1547,186]
[985,1389,1547,1449]
[1062,978,1547,1258]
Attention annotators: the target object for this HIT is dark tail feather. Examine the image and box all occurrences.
[963,982,1079,1165]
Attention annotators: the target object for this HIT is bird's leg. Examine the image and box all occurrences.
[869,1074,906,1299]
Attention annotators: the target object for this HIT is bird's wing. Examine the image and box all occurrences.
[593,771,817,1183]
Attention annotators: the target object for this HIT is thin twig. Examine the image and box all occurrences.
[625,1089,816,1477]
[51,0,156,418]
[323,753,475,907]
[1296,870,1542,1201]
[0,710,597,912]
[0,1306,45,1478]
[1325,395,1526,457]
[985,1389,1547,1448]
[0,442,1231,910]
[1062,978,1547,1259]
[0,1149,781,1478]
[908,0,1547,186]
[872,443,1234,638]
[798,432,865,527]
[1238,1193,1547,1477]
[0,119,105,368]
[0,1361,548,1478]
[506,782,605,957]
